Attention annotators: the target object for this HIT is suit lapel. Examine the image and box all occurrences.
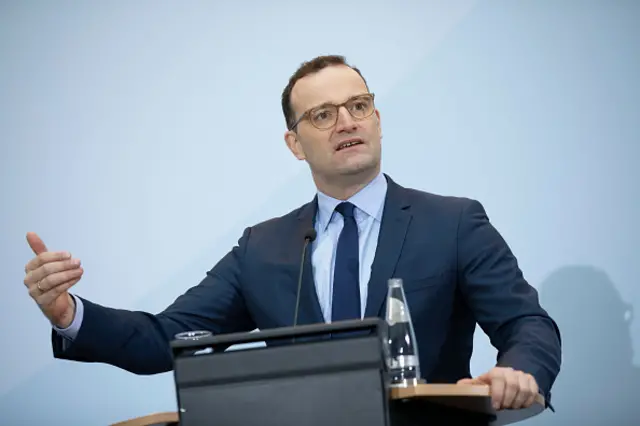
[291,197,325,325]
[364,176,412,318]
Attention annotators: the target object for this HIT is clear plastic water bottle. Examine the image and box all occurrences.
[385,278,421,387]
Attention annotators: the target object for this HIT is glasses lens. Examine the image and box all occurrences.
[310,105,337,129]
[347,95,374,119]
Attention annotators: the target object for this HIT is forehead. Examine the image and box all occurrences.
[290,65,368,114]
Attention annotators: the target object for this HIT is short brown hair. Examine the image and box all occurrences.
[281,55,369,130]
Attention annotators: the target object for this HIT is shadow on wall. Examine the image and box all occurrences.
[525,265,639,426]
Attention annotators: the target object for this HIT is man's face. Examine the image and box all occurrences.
[285,65,382,184]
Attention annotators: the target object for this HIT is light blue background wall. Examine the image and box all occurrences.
[1,1,638,424]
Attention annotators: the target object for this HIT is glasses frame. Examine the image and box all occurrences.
[290,93,376,130]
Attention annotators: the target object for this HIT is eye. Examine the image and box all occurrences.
[313,108,334,122]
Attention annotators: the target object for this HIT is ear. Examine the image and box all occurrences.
[374,109,381,133]
[284,130,306,161]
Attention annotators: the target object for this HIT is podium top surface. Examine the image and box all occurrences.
[392,383,544,403]
[391,384,545,426]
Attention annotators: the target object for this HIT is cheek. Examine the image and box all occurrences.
[304,137,332,159]
[371,120,381,135]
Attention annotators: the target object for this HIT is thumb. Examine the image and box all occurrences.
[26,232,48,255]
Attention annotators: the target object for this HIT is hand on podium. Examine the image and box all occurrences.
[457,366,539,411]
[23,232,84,329]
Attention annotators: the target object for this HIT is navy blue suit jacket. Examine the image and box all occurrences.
[52,175,561,403]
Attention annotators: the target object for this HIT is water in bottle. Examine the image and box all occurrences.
[385,278,422,387]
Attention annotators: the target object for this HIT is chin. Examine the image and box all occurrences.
[337,159,379,177]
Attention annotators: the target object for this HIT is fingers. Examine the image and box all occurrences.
[522,374,539,408]
[25,251,72,274]
[25,257,81,288]
[35,277,81,307]
[489,369,507,410]
[24,232,73,275]
[491,369,539,410]
[26,264,83,296]
[509,371,531,409]
[26,232,48,255]
[503,368,522,409]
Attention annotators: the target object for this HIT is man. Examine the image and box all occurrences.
[23,55,561,412]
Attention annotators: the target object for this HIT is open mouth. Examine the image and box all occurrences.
[336,139,364,151]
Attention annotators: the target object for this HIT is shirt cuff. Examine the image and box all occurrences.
[51,294,84,341]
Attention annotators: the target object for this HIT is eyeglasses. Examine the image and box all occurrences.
[290,93,376,130]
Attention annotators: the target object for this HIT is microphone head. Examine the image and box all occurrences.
[304,228,317,242]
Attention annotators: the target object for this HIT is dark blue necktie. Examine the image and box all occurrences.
[332,202,361,322]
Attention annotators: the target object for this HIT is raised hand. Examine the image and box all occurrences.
[23,232,84,328]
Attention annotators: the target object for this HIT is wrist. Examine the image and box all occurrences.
[55,295,77,329]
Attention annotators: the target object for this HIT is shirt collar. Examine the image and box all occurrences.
[316,172,387,231]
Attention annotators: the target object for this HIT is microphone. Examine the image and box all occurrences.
[293,228,317,329]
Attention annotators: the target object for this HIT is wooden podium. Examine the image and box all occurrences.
[112,319,545,426]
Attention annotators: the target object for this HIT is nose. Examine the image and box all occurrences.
[334,106,358,133]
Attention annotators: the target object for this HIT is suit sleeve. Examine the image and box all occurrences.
[52,227,257,375]
[456,199,561,403]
